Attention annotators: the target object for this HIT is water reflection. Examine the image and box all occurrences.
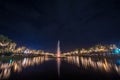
[0,56,50,80]
[57,58,61,77]
[65,56,120,74]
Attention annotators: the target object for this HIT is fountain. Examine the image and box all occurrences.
[57,40,61,58]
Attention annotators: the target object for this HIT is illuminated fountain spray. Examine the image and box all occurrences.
[57,40,61,57]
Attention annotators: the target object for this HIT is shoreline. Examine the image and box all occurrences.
[66,54,120,59]
[0,55,45,62]
[1,54,120,62]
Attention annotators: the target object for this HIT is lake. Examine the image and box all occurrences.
[0,56,120,80]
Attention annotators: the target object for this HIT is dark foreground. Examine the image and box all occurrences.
[1,56,120,80]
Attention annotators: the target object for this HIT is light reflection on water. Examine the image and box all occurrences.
[65,56,120,74]
[1,56,120,80]
[0,56,50,80]
[57,58,61,77]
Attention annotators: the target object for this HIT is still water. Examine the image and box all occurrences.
[0,56,120,80]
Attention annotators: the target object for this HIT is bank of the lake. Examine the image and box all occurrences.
[0,54,46,62]
[66,54,120,59]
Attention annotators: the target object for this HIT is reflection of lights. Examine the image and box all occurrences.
[76,57,80,67]
[9,59,12,64]
[103,59,110,72]
[57,58,60,77]
[0,57,50,80]
[65,56,120,74]
[13,63,22,72]
[3,68,11,79]
[0,68,11,79]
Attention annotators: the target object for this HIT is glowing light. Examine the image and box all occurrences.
[9,59,12,64]
[0,57,50,80]
[24,49,30,54]
[0,42,9,47]
[65,56,120,73]
[57,40,61,57]
[57,58,60,77]
[114,48,120,54]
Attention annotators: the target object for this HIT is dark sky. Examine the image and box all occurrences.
[0,0,120,53]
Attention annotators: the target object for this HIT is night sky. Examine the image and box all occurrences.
[0,0,120,52]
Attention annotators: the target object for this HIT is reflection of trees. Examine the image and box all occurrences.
[66,56,120,74]
[0,68,11,79]
[0,57,50,79]
[57,58,60,77]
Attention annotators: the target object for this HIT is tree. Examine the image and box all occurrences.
[16,46,26,53]
[9,42,17,51]
[0,35,12,47]
[0,35,16,56]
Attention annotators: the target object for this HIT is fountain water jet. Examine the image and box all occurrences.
[57,40,61,57]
